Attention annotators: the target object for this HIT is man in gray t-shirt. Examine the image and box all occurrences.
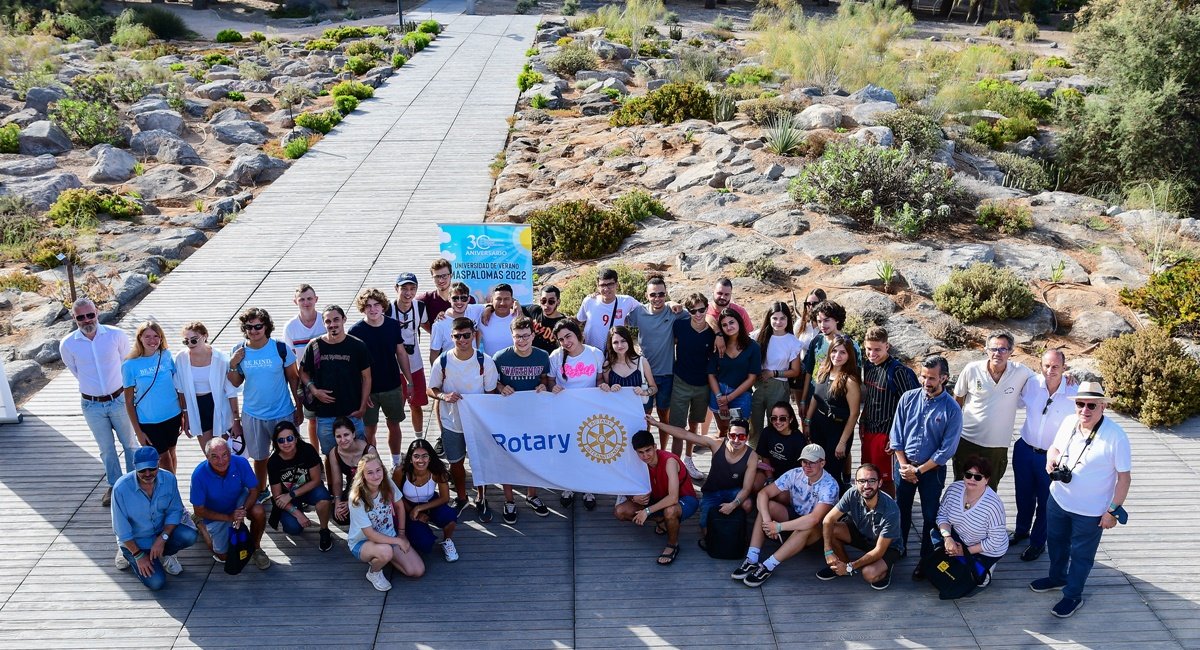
[819,464,905,589]
[623,275,688,421]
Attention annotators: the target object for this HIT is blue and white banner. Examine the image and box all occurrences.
[458,388,652,495]
[437,224,534,305]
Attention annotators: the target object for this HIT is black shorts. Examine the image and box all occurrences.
[196,393,215,433]
[847,520,903,571]
[142,414,183,453]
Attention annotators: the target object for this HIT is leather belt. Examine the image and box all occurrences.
[82,389,123,402]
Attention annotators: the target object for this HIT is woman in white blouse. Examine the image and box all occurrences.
[174,321,241,455]
[935,454,1010,587]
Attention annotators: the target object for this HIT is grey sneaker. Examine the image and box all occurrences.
[366,568,392,592]
[252,548,271,570]
[115,548,130,571]
[162,554,183,576]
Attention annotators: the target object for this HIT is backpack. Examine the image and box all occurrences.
[920,541,988,600]
[438,349,486,375]
[883,356,918,395]
[704,508,748,560]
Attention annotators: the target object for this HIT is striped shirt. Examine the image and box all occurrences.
[860,356,919,433]
[935,481,1009,558]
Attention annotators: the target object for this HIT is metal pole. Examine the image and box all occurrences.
[66,256,77,304]
[397,0,404,28]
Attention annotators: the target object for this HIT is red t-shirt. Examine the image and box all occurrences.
[649,450,696,501]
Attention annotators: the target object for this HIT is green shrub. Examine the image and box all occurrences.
[982,17,1039,41]
[712,14,735,30]
[0,124,19,154]
[738,95,808,125]
[225,90,245,101]
[118,6,191,40]
[111,23,152,48]
[344,56,371,75]
[392,53,408,68]
[528,200,638,264]
[517,64,544,92]
[725,66,773,87]
[1095,327,1200,427]
[765,114,804,156]
[283,136,310,159]
[295,109,342,134]
[562,0,580,15]
[968,115,1038,149]
[530,94,550,109]
[69,72,150,104]
[47,188,140,227]
[0,197,40,247]
[51,99,124,146]
[933,263,1035,323]
[610,82,714,127]
[974,78,1054,121]
[26,237,78,269]
[169,62,185,71]
[1123,179,1193,216]
[611,189,667,222]
[305,38,338,51]
[334,94,359,115]
[249,30,266,42]
[0,270,43,293]
[876,108,943,156]
[330,80,374,99]
[216,28,243,43]
[401,31,432,52]
[559,264,648,316]
[993,152,1051,191]
[322,26,371,41]
[238,61,268,81]
[788,141,971,238]
[418,19,442,34]
[345,38,384,58]
[673,46,722,84]
[1119,260,1200,337]
[732,257,787,284]
[202,52,235,67]
[976,200,1033,234]
[547,41,600,77]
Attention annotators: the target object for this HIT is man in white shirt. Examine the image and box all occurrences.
[1030,382,1131,619]
[1012,349,1078,562]
[953,331,1035,490]
[283,284,325,450]
[575,268,641,350]
[428,282,485,366]
[476,283,516,356]
[388,273,429,459]
[59,298,139,507]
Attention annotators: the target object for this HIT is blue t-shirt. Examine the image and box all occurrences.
[707,340,762,388]
[493,346,552,392]
[234,339,296,420]
[673,319,716,386]
[191,455,258,520]
[121,352,180,424]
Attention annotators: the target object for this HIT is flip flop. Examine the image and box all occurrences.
[657,544,679,566]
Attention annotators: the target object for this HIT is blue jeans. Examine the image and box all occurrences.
[1047,496,1105,600]
[894,460,946,558]
[121,525,199,591]
[1013,438,1052,547]
[699,488,741,529]
[315,416,364,455]
[81,396,138,487]
[279,484,333,535]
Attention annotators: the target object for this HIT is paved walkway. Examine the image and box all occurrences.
[3,4,1200,647]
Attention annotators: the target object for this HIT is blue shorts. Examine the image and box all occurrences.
[678,495,699,521]
[699,488,741,529]
[315,416,364,455]
[441,426,466,464]
[351,539,367,561]
[648,374,673,413]
[203,488,250,554]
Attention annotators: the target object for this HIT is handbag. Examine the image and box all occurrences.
[224,522,253,575]
[920,540,987,600]
[704,507,748,560]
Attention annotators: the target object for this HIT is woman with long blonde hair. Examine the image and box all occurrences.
[803,334,861,490]
[122,320,182,472]
[347,454,425,591]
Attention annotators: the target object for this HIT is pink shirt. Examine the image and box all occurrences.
[707,302,752,332]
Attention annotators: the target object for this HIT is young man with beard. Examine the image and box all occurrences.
[299,306,372,458]
[819,463,904,590]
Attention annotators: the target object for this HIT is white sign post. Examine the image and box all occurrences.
[0,357,23,424]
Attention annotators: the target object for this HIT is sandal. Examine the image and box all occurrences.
[654,521,667,535]
[657,544,679,566]
[697,537,707,552]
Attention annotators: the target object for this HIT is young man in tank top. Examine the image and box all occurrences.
[614,430,700,566]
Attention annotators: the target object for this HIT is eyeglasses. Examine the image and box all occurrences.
[242,323,266,331]
[769,415,790,422]
[433,272,451,280]
[276,435,295,444]
[987,347,1011,354]
[648,292,666,298]
[598,282,616,288]
[450,295,469,302]
[855,478,880,485]
[75,312,97,321]
[963,471,985,481]
[182,337,200,345]
[452,332,473,340]
[688,308,705,314]
[514,333,533,340]
[1042,397,1053,415]
[1075,401,1099,411]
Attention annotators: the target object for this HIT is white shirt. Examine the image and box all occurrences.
[751,330,803,380]
[284,314,325,361]
[388,299,427,372]
[427,347,499,432]
[60,325,130,395]
[549,345,604,389]
[1019,375,1079,451]
[576,294,641,350]
[954,360,1035,448]
[429,304,485,354]
[476,310,515,357]
[1050,414,1132,517]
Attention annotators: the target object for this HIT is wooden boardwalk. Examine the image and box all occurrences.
[2,3,1200,647]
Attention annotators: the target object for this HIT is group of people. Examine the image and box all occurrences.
[71,259,1131,615]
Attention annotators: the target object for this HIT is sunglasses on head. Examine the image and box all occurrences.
[75,312,97,321]
[452,332,473,340]
[182,337,200,345]
[276,434,295,444]
[451,295,469,302]
[242,323,266,331]
[963,471,985,481]
[1075,401,1099,411]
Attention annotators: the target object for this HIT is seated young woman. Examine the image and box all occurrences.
[347,453,425,592]
[391,439,460,563]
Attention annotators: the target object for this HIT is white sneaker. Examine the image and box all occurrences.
[162,554,183,576]
[366,568,392,592]
[614,495,627,506]
[442,539,460,562]
[115,548,130,571]
[683,455,705,480]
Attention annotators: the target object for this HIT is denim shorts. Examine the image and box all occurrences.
[315,416,364,455]
[351,539,367,561]
[441,426,466,464]
[648,374,673,413]
[204,488,250,554]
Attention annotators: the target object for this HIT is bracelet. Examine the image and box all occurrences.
[132,550,146,560]
[644,508,651,517]
[803,418,812,424]
[775,523,783,534]
[733,496,742,506]
[823,549,834,557]
[940,528,952,537]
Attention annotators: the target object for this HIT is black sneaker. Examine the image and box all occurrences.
[743,564,774,587]
[912,565,926,581]
[453,497,470,514]
[528,496,550,516]
[502,501,517,525]
[1030,577,1066,593]
[870,570,892,590]
[559,490,575,507]
[816,566,838,581]
[1052,596,1084,618]
[583,493,596,511]
[476,498,492,523]
[730,560,756,580]
[434,438,445,458]
[319,528,333,552]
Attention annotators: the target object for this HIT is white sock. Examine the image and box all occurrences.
[391,454,401,467]
[763,556,780,571]
[746,547,760,564]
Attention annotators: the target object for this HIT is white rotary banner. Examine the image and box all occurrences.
[457,387,652,495]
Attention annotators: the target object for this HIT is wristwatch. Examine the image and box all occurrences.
[846,561,855,575]
[160,532,169,541]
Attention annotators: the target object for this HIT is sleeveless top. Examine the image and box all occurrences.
[649,450,697,501]
[335,444,375,493]
[813,376,851,422]
[402,475,437,504]
[606,360,644,388]
[705,445,751,492]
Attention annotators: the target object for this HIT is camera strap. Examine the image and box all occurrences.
[1063,416,1104,473]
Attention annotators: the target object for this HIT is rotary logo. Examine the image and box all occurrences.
[576,414,626,464]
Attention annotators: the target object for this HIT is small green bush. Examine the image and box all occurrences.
[610,82,714,127]
[51,99,125,147]
[993,152,1051,191]
[26,237,78,269]
[738,96,809,125]
[1119,260,1200,338]
[322,26,368,41]
[118,6,191,40]
[344,56,372,75]
[725,66,773,87]
[169,62,185,71]
[249,31,266,42]
[225,90,245,101]
[392,53,408,68]
[1095,327,1200,427]
[765,114,804,156]
[517,64,543,92]
[283,136,310,159]
[111,23,152,48]
[515,0,537,14]
[732,257,787,285]
[876,108,944,156]
[0,124,19,154]
[202,52,235,67]
[330,80,374,99]
[345,38,384,58]
[0,270,43,293]
[401,31,432,52]
[547,41,600,77]
[69,72,150,104]
[47,188,141,228]
[418,19,442,34]
[562,0,580,15]
[305,38,339,51]
[530,94,550,109]
[529,200,637,264]
[611,189,667,222]
[0,197,40,247]
[559,264,648,317]
[968,116,1039,149]
[933,263,1035,323]
[974,78,1054,121]
[976,200,1033,235]
[334,94,359,115]
[216,28,243,43]
[982,17,1039,42]
[295,109,342,134]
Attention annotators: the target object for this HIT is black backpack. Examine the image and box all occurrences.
[921,542,988,600]
[704,507,748,560]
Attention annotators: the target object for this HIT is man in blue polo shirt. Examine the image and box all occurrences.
[887,355,962,579]
[111,447,197,590]
[191,437,271,570]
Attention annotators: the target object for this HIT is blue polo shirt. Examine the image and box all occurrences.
[191,455,258,521]
[111,469,186,549]
[887,387,963,465]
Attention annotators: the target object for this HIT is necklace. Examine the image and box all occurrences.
[963,491,982,510]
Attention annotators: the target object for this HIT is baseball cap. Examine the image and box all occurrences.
[133,446,160,472]
[395,272,418,287]
[799,444,825,462]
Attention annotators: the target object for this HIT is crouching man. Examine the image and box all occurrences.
[111,447,198,590]
[615,430,699,566]
[819,463,905,590]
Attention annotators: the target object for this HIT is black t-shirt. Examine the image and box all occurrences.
[349,317,405,393]
[523,304,565,353]
[756,428,806,476]
[301,335,372,418]
[268,440,322,488]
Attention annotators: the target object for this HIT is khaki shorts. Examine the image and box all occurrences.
[364,386,407,426]
[669,376,709,427]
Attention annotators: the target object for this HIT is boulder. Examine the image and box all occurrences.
[795,104,841,130]
[128,97,171,115]
[1090,247,1146,290]
[836,289,898,316]
[666,161,723,192]
[882,315,939,361]
[993,241,1089,283]
[752,210,808,237]
[280,127,314,147]
[1069,310,1133,344]
[693,207,762,227]
[18,121,72,155]
[87,145,137,183]
[576,70,633,85]
[128,167,197,201]
[793,230,867,264]
[1179,217,1200,241]
[134,110,185,135]
[23,87,66,114]
[208,107,253,124]
[848,126,894,147]
[126,227,207,258]
[590,39,632,60]
[0,154,56,176]
[1004,302,1055,344]
[833,262,892,288]
[1,108,43,128]
[223,152,289,185]
[845,101,897,127]
[155,139,204,165]
[15,320,72,363]
[111,273,151,305]
[1020,80,1058,98]
[849,84,897,104]
[212,120,270,145]
[5,359,42,387]
[0,172,81,210]
[130,129,183,156]
[10,301,63,329]
[192,79,239,100]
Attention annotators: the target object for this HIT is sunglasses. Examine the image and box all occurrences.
[450,295,470,302]
[182,337,200,345]
[688,308,706,314]
[540,298,558,304]
[1075,401,1099,411]
[137,467,159,474]
[75,312,97,321]
[276,435,295,444]
[648,291,666,298]
[963,471,985,481]
[805,301,820,307]
[728,433,749,441]
[452,332,473,340]
[855,478,880,485]
[242,323,266,331]
[769,415,790,422]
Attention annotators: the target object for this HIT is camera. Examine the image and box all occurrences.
[1049,465,1072,483]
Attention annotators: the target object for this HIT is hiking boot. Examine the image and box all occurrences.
[162,554,183,576]
[366,568,392,592]
[442,539,459,562]
[730,560,756,580]
[503,501,517,525]
[743,564,774,587]
[682,455,705,480]
[528,496,550,516]
[319,528,333,552]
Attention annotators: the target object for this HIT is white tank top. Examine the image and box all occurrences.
[192,363,211,394]
[402,476,436,504]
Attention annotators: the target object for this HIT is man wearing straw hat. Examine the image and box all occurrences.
[1030,381,1131,618]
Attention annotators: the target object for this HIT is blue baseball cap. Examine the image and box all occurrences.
[133,446,160,471]
[395,272,418,287]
